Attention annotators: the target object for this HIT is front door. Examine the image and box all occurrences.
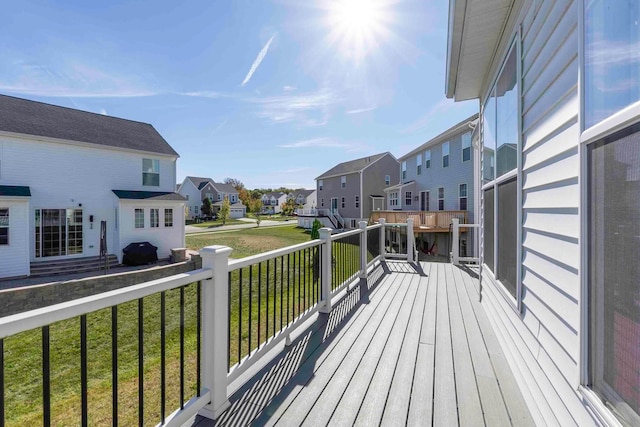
[330,198,338,213]
[35,209,83,258]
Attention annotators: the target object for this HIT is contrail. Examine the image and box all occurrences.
[241,34,275,87]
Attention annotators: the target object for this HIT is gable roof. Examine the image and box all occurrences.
[399,113,479,160]
[0,94,178,156]
[316,152,391,180]
[295,189,315,197]
[112,190,186,201]
[185,176,215,191]
[263,192,286,199]
[211,182,238,194]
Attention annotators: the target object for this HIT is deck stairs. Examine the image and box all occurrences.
[30,255,119,277]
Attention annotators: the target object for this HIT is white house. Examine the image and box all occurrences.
[0,95,186,279]
[292,189,317,211]
[177,177,246,219]
[447,1,639,425]
[261,192,287,215]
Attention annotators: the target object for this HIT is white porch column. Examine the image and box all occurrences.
[319,227,333,314]
[451,218,460,264]
[379,218,386,260]
[406,217,415,262]
[199,245,232,420]
[359,221,368,279]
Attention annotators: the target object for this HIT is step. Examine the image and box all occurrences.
[30,255,119,277]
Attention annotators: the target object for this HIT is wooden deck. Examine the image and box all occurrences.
[194,261,534,426]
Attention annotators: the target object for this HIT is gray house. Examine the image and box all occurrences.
[316,152,399,228]
[178,177,245,219]
[447,0,640,425]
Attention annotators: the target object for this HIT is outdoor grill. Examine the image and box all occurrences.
[122,241,158,266]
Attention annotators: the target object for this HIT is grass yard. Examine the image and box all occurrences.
[189,218,245,228]
[186,225,311,258]
[4,226,370,425]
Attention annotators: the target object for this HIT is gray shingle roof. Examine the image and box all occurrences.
[0,185,31,197]
[316,152,390,180]
[212,182,238,194]
[295,189,315,197]
[185,177,214,190]
[112,190,186,201]
[0,94,178,156]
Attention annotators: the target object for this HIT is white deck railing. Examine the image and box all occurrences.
[0,219,418,426]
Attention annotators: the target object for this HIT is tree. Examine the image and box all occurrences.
[238,188,251,208]
[249,198,263,227]
[219,196,231,225]
[201,198,213,218]
[224,178,244,191]
[310,219,322,240]
[280,198,296,216]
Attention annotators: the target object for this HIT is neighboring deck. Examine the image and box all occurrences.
[195,261,534,426]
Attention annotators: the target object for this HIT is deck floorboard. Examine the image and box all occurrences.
[194,261,534,426]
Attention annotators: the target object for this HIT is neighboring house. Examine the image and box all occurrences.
[447,1,639,425]
[260,192,287,214]
[0,94,185,279]
[177,177,245,219]
[386,114,479,256]
[316,152,399,228]
[292,189,317,211]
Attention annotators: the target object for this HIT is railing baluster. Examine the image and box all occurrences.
[258,262,262,349]
[286,253,290,325]
[111,307,117,426]
[293,251,297,319]
[180,286,185,410]
[42,325,50,427]
[297,250,301,315]
[160,291,166,423]
[249,265,252,356]
[81,314,88,427]
[138,298,144,427]
[280,256,284,331]
[266,260,269,342]
[197,281,202,395]
[227,273,231,373]
[238,268,243,365]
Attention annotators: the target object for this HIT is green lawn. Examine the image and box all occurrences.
[188,218,246,228]
[4,226,367,425]
[261,214,296,222]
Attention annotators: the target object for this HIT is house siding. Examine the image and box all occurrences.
[478,1,597,425]
[317,173,360,220]
[0,199,29,278]
[361,154,400,219]
[0,134,182,267]
[179,180,203,219]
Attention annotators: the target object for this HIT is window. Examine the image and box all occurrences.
[405,191,412,206]
[319,180,323,190]
[459,184,468,211]
[186,194,189,201]
[585,2,640,129]
[341,197,345,208]
[0,208,8,245]
[355,195,359,208]
[442,142,450,168]
[231,195,237,202]
[205,193,213,201]
[425,150,431,169]
[164,208,173,227]
[462,132,471,162]
[142,159,160,186]
[135,209,144,229]
[482,40,519,299]
[438,187,444,211]
[194,205,200,215]
[150,208,159,228]
[385,175,390,185]
[588,123,640,425]
[416,154,422,175]
[341,176,346,188]
[389,192,398,207]
[421,191,430,211]
[401,161,407,180]
[321,198,324,207]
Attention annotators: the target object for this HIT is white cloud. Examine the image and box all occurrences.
[253,88,339,126]
[241,34,276,87]
[180,90,225,98]
[401,98,455,134]
[279,137,370,153]
[346,105,377,114]
[99,108,107,115]
[283,85,296,92]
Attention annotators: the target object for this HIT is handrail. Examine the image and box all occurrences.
[228,239,322,271]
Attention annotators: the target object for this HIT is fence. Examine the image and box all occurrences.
[0,221,401,426]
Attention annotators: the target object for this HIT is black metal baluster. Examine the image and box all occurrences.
[227,273,231,373]
[292,251,296,319]
[138,298,144,427]
[238,268,243,364]
[249,265,252,355]
[180,286,185,410]
[286,253,290,325]
[297,251,301,315]
[81,315,88,427]
[197,282,201,394]
[266,260,269,341]
[280,256,284,331]
[160,292,166,423]
[303,248,307,310]
[111,307,118,426]
[258,262,262,348]
[273,258,277,337]
[42,326,50,427]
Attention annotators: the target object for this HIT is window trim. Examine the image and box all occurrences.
[355,195,359,208]
[0,207,9,245]
[142,158,160,187]
[437,187,444,211]
[462,132,472,162]
[150,208,159,228]
[318,180,324,190]
[416,154,422,175]
[405,191,412,206]
[480,33,523,313]
[341,197,345,209]
[459,183,468,211]
[134,208,145,229]
[401,161,407,180]
[341,176,346,188]
[425,150,431,169]
[442,142,450,168]
[385,175,390,185]
[164,208,174,227]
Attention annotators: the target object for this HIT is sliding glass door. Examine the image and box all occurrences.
[35,209,83,258]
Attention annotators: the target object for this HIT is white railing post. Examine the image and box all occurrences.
[406,217,415,262]
[451,218,459,265]
[199,245,233,419]
[359,221,368,278]
[319,228,333,314]
[379,218,386,260]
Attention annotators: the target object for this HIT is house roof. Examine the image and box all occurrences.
[211,182,238,194]
[383,180,416,193]
[399,114,479,160]
[445,0,517,101]
[316,152,391,180]
[263,192,286,199]
[185,176,215,191]
[0,185,31,197]
[0,94,179,156]
[295,189,315,198]
[112,190,186,201]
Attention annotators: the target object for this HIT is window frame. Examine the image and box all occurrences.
[318,180,324,190]
[480,34,522,312]
[341,197,345,209]
[416,154,422,175]
[385,175,390,185]
[442,142,450,168]
[462,132,472,162]
[355,195,359,208]
[459,183,468,211]
[389,192,398,207]
[164,208,173,227]
[134,208,145,229]
[438,187,444,211]
[150,208,159,228]
[341,176,346,188]
[401,161,407,180]
[425,150,431,169]
[142,158,160,187]
[405,191,412,206]
[0,207,9,245]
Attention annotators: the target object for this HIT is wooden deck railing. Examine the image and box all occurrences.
[369,210,468,232]
[0,220,411,426]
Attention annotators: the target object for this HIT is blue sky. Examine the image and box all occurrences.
[1,0,477,189]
